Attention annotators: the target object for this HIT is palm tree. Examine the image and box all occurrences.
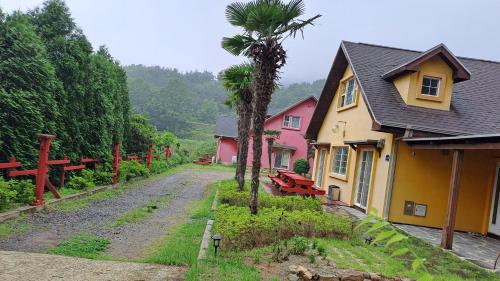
[222,0,320,214]
[221,63,255,191]
[264,130,281,174]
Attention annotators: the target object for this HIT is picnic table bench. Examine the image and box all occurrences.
[268,169,325,196]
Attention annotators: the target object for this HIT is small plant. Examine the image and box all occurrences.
[308,252,316,263]
[317,244,326,257]
[66,175,95,190]
[312,239,318,249]
[8,179,35,205]
[253,252,261,264]
[271,240,290,262]
[0,179,17,211]
[91,168,114,186]
[289,236,308,255]
[119,160,150,182]
[293,158,310,175]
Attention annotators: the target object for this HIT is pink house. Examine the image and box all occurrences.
[215,96,317,171]
[214,116,238,165]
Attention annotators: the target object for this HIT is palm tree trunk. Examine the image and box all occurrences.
[267,138,273,174]
[236,90,252,191]
[249,54,275,215]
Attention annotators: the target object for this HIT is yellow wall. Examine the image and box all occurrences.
[313,64,393,213]
[389,142,500,234]
[393,56,454,111]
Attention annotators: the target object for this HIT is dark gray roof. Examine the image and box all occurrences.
[343,41,500,135]
[307,41,500,139]
[214,116,238,138]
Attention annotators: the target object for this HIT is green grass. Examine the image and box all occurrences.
[0,216,31,239]
[47,234,110,259]
[112,193,174,227]
[46,189,121,212]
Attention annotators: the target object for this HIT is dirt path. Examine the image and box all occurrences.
[0,169,232,259]
[0,250,186,281]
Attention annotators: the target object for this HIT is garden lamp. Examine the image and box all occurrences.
[212,233,222,257]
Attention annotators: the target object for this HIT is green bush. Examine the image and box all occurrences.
[289,236,308,255]
[119,160,150,181]
[218,180,322,212]
[66,175,95,190]
[8,179,35,205]
[293,158,310,175]
[214,205,351,250]
[0,179,17,211]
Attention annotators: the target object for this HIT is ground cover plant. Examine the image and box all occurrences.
[218,179,322,212]
[47,234,111,259]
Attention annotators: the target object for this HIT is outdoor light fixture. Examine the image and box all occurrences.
[212,233,222,257]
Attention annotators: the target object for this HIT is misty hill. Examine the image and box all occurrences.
[125,65,325,139]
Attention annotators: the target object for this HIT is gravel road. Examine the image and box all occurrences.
[0,169,233,259]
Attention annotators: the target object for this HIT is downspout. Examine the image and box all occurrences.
[384,128,412,219]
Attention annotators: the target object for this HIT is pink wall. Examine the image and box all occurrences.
[216,137,238,165]
[247,97,316,172]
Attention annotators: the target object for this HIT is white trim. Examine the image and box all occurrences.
[420,76,441,97]
[354,149,375,210]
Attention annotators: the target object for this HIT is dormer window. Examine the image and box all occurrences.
[421,76,440,97]
[283,115,300,129]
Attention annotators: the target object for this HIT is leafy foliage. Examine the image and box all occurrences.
[218,179,322,211]
[0,179,17,211]
[289,236,308,255]
[118,160,150,182]
[293,158,310,175]
[8,179,35,205]
[47,234,110,259]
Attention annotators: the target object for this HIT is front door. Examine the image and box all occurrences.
[354,150,374,210]
[488,164,500,235]
[315,149,326,187]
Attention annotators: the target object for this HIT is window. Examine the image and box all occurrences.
[283,115,300,129]
[421,76,440,97]
[339,78,357,108]
[331,146,349,176]
[274,150,291,169]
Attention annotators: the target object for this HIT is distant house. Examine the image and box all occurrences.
[214,116,238,165]
[306,41,500,248]
[214,96,317,170]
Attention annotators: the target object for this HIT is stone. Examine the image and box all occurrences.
[288,273,300,281]
[363,272,371,279]
[338,269,364,281]
[297,265,313,280]
[369,273,382,281]
[289,265,300,274]
[318,273,340,281]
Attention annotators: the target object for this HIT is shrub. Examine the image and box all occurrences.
[91,168,114,186]
[289,236,308,255]
[8,179,35,205]
[214,205,351,250]
[119,160,150,181]
[150,160,171,174]
[293,158,310,175]
[0,179,17,211]
[218,180,322,212]
[66,176,95,190]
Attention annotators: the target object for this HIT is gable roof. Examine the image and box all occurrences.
[214,115,238,138]
[381,43,471,82]
[306,41,500,140]
[265,95,318,124]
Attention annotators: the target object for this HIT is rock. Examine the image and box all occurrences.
[318,273,340,281]
[289,265,300,274]
[297,265,314,280]
[288,273,300,281]
[363,272,371,279]
[338,269,364,281]
[369,273,382,281]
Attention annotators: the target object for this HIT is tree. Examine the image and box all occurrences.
[124,114,158,155]
[264,130,281,174]
[221,63,254,191]
[222,0,320,214]
[293,158,309,175]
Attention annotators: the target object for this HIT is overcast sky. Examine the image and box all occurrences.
[1,0,500,83]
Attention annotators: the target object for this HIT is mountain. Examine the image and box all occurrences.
[125,65,325,140]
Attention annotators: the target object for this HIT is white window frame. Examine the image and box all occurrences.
[283,115,301,129]
[339,77,357,108]
[331,146,349,176]
[274,149,291,170]
[421,76,441,97]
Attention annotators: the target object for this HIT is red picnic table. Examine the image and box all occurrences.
[268,169,325,196]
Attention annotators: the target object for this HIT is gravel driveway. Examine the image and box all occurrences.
[0,169,233,259]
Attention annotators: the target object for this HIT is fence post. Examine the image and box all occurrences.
[34,134,54,206]
[146,144,153,170]
[113,143,121,185]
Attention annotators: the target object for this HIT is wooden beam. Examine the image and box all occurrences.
[440,149,464,249]
[410,142,500,150]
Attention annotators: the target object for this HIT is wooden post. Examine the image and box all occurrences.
[34,134,54,206]
[146,144,153,170]
[440,149,464,249]
[165,145,171,160]
[113,143,121,185]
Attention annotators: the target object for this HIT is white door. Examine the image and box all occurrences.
[354,150,374,210]
[488,164,500,235]
[315,149,326,187]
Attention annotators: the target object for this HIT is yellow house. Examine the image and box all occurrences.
[306,41,500,249]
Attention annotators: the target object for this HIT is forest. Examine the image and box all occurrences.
[126,64,325,140]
